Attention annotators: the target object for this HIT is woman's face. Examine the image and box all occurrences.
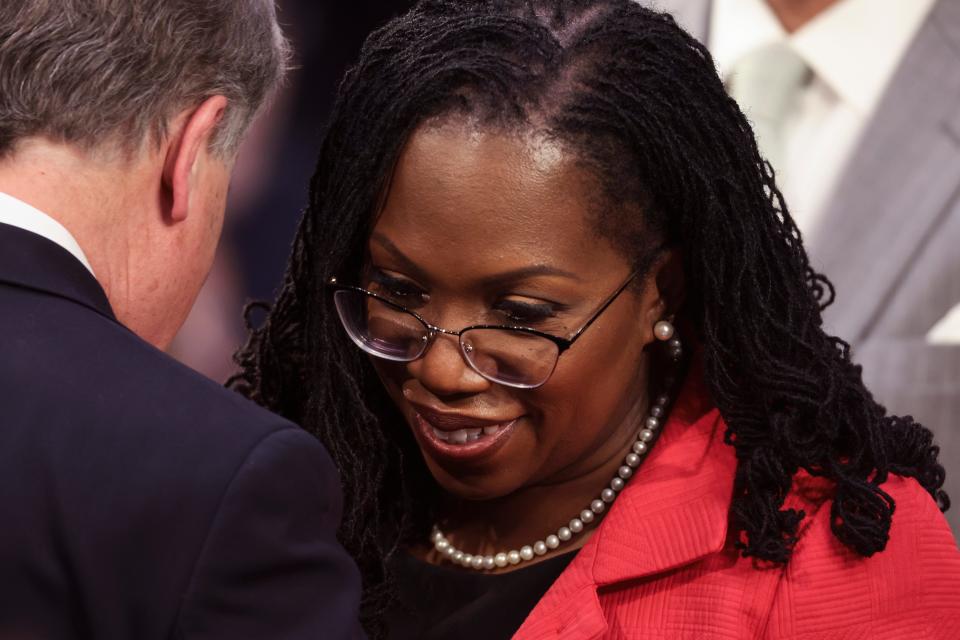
[365,122,672,501]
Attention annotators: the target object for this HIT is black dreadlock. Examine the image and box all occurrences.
[229,1,949,635]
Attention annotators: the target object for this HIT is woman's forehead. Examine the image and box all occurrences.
[369,123,629,281]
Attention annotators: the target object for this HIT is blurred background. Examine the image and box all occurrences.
[167,0,416,382]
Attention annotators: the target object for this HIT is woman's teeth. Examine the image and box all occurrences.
[432,424,503,444]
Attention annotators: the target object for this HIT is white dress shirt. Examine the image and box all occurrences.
[710,0,936,238]
[0,191,95,276]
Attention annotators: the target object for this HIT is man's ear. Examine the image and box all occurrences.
[161,95,228,223]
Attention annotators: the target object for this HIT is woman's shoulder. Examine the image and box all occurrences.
[769,472,960,639]
[787,471,955,557]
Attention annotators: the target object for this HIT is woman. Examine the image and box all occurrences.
[231,1,960,637]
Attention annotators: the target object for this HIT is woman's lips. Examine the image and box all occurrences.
[413,412,519,462]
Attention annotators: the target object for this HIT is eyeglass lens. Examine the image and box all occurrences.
[333,289,560,388]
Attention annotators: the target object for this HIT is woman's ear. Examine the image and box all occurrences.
[655,248,685,318]
[640,248,686,338]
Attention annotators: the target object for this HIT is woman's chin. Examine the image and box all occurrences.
[419,450,529,502]
[430,471,524,502]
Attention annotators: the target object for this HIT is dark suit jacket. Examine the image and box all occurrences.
[0,223,364,639]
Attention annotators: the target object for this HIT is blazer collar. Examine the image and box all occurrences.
[589,365,735,585]
[0,222,116,322]
[515,362,737,639]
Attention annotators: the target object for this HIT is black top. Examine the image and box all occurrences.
[387,550,577,639]
[0,223,363,639]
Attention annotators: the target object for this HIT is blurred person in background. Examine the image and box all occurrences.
[653,0,960,537]
[232,1,959,638]
[170,0,416,382]
[0,1,362,637]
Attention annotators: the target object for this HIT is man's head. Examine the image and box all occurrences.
[0,0,290,347]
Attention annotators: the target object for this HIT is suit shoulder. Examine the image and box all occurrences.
[768,474,960,638]
[0,285,295,457]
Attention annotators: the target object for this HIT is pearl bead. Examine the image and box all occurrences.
[430,385,677,570]
[668,338,681,349]
[654,320,675,341]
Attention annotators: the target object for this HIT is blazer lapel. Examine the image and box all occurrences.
[806,0,960,344]
[514,366,737,639]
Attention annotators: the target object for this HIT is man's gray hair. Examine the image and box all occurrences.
[0,0,291,157]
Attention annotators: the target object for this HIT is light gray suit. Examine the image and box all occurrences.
[651,0,960,537]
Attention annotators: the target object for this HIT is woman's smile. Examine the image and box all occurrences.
[413,410,520,463]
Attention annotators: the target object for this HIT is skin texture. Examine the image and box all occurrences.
[0,96,233,349]
[366,122,682,566]
[767,0,840,32]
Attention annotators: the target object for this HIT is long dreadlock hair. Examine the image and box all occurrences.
[230,1,949,635]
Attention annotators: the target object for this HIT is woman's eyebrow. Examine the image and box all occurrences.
[477,265,582,289]
[370,232,431,282]
[370,232,582,287]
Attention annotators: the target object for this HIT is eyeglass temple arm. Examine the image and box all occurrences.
[565,271,640,346]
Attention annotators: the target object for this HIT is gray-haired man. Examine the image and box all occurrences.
[0,1,363,637]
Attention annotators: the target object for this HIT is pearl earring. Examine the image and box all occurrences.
[654,320,674,341]
[655,320,683,361]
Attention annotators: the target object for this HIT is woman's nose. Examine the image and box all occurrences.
[406,332,491,397]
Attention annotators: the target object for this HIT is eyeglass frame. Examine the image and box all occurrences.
[326,270,640,386]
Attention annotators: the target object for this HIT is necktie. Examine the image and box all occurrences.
[727,42,810,177]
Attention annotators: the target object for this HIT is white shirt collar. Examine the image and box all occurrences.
[0,192,96,277]
[711,0,937,116]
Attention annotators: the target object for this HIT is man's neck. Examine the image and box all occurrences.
[0,140,156,336]
[767,0,841,33]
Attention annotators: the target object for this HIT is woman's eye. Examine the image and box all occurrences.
[494,299,559,325]
[369,272,428,305]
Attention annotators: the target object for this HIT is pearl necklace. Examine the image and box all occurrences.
[430,390,674,572]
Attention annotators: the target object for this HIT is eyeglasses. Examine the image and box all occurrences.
[327,272,637,389]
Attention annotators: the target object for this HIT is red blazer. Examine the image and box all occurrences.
[515,373,960,639]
